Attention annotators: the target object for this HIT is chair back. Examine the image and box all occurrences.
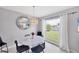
[31,44,44,53]
[40,42,45,49]
[14,40,18,48]
[37,31,43,37]
[0,37,3,44]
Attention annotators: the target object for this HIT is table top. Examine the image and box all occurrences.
[17,36,45,48]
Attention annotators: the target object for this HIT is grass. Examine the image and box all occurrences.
[45,30,59,44]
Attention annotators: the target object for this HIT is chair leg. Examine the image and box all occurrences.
[43,50,44,53]
[0,44,8,53]
[28,50,29,53]
[1,47,2,52]
[6,44,8,53]
[0,47,1,52]
[26,50,29,53]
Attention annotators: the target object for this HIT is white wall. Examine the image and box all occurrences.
[37,18,42,31]
[0,8,37,47]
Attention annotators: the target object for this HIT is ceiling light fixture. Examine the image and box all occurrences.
[33,6,35,17]
[31,6,38,24]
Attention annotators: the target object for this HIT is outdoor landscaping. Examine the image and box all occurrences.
[46,30,59,44]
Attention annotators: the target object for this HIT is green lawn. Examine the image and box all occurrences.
[45,30,59,44]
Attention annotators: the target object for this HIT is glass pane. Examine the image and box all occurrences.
[45,18,60,45]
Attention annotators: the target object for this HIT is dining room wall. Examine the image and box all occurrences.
[0,7,38,48]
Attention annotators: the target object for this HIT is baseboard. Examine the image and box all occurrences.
[70,49,79,53]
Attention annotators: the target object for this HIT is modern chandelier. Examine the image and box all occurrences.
[31,6,38,24]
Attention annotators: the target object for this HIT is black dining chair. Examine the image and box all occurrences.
[37,31,43,37]
[40,42,45,51]
[14,40,30,53]
[31,42,45,53]
[0,37,8,53]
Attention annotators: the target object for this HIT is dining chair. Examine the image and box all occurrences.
[0,37,8,53]
[31,42,45,53]
[37,31,43,37]
[14,40,30,53]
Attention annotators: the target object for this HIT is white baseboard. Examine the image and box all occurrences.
[70,49,79,53]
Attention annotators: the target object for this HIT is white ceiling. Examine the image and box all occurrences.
[0,6,74,17]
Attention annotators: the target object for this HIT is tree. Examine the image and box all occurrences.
[46,24,52,31]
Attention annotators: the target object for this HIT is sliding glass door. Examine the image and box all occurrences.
[43,17,60,45]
